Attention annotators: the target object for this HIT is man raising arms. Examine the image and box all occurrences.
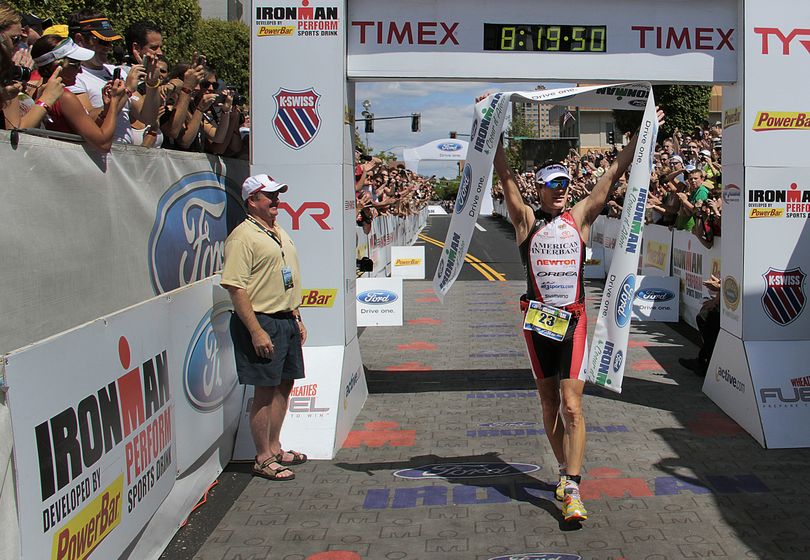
[492,105,665,522]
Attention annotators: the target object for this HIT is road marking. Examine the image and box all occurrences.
[475,223,486,232]
[417,233,506,282]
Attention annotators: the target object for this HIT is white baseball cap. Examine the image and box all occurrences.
[241,174,288,201]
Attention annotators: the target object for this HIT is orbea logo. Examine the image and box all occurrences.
[149,171,244,295]
[455,163,473,214]
[184,303,239,411]
[357,290,398,305]
[437,142,463,152]
[615,274,636,327]
[635,288,675,302]
[393,462,540,480]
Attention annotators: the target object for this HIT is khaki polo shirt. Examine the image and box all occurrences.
[221,218,301,313]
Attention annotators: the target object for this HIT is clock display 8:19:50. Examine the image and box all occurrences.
[483,24,607,52]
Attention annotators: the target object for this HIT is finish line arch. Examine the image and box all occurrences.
[249,0,810,451]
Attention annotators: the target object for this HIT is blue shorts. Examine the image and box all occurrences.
[230,312,305,387]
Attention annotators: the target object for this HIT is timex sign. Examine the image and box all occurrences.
[754,27,810,55]
[351,21,459,45]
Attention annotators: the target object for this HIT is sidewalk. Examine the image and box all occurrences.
[172,280,810,560]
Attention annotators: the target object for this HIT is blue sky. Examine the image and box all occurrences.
[354,81,568,178]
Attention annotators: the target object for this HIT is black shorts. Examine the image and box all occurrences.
[520,298,588,381]
[230,312,305,387]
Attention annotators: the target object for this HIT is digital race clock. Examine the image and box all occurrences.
[483,24,607,52]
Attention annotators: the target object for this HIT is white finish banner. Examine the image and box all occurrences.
[631,276,680,323]
[356,278,404,327]
[391,246,426,279]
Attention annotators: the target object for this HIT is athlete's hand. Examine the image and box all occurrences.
[251,329,274,359]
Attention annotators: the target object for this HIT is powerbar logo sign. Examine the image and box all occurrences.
[473,93,503,155]
[748,183,810,219]
[184,304,239,411]
[36,337,173,555]
[393,463,540,480]
[753,111,810,131]
[761,267,806,325]
[300,288,337,307]
[273,88,321,149]
[149,171,244,295]
[716,366,745,393]
[395,258,422,266]
[255,2,338,37]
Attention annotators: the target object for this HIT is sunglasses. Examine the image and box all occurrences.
[200,80,219,91]
[258,190,280,200]
[544,177,570,190]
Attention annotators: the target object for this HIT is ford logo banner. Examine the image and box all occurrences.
[357,290,398,305]
[635,288,675,302]
[455,163,473,214]
[393,462,540,480]
[183,302,239,411]
[437,142,463,152]
[615,274,636,328]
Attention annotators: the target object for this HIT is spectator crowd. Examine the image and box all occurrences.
[1,3,247,157]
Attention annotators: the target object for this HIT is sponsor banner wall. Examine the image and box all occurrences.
[346,0,737,83]
[631,276,680,322]
[703,330,764,446]
[671,231,722,330]
[742,167,810,341]
[391,246,426,279]
[0,132,249,356]
[356,278,404,327]
[745,339,810,448]
[232,337,367,461]
[640,224,673,277]
[744,2,810,167]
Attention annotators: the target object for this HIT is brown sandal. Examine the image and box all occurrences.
[253,456,295,481]
[278,449,307,466]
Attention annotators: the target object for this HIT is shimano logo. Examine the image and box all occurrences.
[455,163,473,214]
[615,274,636,327]
[635,288,675,302]
[393,462,540,480]
[184,303,239,411]
[149,171,244,294]
[357,290,398,305]
[437,142,463,152]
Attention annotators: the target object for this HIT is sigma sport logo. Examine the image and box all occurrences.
[722,183,741,205]
[753,27,810,55]
[300,288,337,307]
[762,267,806,325]
[635,288,675,302]
[184,303,239,411]
[455,163,473,214]
[149,171,244,295]
[488,555,581,560]
[357,290,398,305]
[615,274,636,327]
[437,142,463,152]
[273,87,321,149]
[393,462,540,480]
[255,2,338,37]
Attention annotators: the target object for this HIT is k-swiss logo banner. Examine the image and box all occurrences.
[432,83,657,393]
[762,267,806,325]
[272,87,321,149]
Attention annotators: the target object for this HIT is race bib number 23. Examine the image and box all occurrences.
[523,300,571,342]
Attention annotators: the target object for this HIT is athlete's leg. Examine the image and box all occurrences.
[559,378,586,476]
[535,375,565,465]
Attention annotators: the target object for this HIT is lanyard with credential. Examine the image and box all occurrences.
[246,215,286,261]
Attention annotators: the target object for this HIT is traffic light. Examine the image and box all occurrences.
[607,130,615,144]
[364,113,374,133]
[449,131,457,139]
[411,113,420,132]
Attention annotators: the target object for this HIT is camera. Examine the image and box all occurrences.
[3,65,31,85]
[356,257,373,272]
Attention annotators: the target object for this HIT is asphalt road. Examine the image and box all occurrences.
[417,214,525,282]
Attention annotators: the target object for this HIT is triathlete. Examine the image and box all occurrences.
[492,107,665,522]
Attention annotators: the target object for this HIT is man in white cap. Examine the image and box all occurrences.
[221,174,308,481]
[492,108,665,523]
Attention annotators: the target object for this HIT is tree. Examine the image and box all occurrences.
[184,19,250,97]
[505,108,536,171]
[613,85,712,140]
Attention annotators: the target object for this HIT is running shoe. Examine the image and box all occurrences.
[562,489,588,521]
[555,475,567,502]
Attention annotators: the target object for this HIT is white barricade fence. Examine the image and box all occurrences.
[640,224,674,277]
[357,209,428,278]
[0,277,241,560]
[671,231,722,329]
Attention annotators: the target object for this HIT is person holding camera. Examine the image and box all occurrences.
[674,168,711,231]
[1,41,64,130]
